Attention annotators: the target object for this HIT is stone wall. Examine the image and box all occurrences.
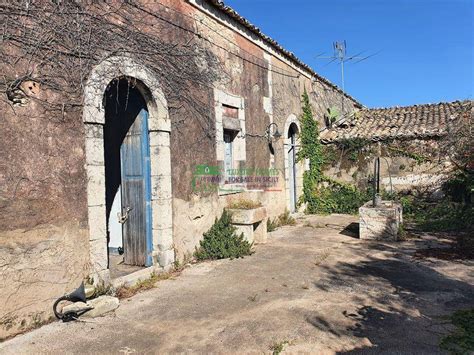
[0,222,88,340]
[323,138,452,195]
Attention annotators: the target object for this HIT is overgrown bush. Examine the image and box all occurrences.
[194,210,252,260]
[440,308,474,354]
[394,187,473,257]
[297,90,371,215]
[443,172,473,204]
[307,178,370,215]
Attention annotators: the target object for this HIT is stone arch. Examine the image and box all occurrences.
[284,114,304,213]
[82,56,173,283]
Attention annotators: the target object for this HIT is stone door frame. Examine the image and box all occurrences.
[283,114,304,213]
[82,56,174,283]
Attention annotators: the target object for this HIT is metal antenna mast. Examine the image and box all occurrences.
[316,41,377,115]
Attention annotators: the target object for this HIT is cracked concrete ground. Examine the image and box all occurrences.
[1,214,473,354]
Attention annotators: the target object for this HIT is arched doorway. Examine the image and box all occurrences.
[104,78,152,270]
[287,122,299,213]
[82,56,174,283]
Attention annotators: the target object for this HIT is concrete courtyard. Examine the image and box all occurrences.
[1,214,473,354]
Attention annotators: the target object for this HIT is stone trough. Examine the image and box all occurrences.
[359,200,403,241]
[227,206,267,244]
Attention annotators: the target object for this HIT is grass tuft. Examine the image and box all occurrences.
[227,199,262,210]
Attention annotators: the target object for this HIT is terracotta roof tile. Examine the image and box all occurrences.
[320,100,472,143]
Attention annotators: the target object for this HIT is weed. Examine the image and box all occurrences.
[0,315,16,331]
[277,210,296,226]
[384,186,473,257]
[267,210,296,232]
[314,250,331,265]
[267,218,279,232]
[307,178,370,215]
[248,294,258,302]
[398,224,407,241]
[303,221,325,228]
[270,340,289,355]
[115,271,174,299]
[30,313,44,330]
[227,199,262,210]
[93,281,113,298]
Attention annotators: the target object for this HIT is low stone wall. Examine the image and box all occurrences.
[0,222,89,340]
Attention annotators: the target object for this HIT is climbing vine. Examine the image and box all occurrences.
[296,90,369,214]
[385,146,430,164]
[296,89,325,213]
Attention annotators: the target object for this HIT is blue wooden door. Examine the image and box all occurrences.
[288,129,297,213]
[120,108,152,266]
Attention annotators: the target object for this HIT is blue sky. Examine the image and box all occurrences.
[226,0,473,108]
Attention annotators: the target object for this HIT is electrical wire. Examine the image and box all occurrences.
[129,2,301,79]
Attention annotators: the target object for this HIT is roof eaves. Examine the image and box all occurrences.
[204,0,363,108]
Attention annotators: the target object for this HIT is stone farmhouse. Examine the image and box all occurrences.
[0,0,470,339]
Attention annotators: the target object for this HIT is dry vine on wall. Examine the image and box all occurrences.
[0,1,223,229]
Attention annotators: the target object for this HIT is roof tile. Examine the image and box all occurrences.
[320,100,472,143]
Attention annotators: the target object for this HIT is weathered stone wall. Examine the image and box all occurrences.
[0,44,90,338]
[0,222,88,340]
[323,138,452,195]
[169,0,361,258]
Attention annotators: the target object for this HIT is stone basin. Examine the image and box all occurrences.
[359,200,403,241]
[227,207,267,244]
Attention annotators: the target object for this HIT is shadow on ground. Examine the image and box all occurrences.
[310,252,474,354]
[339,222,360,238]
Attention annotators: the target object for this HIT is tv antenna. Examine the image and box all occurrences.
[315,41,378,114]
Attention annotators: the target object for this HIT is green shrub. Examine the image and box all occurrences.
[440,309,474,355]
[400,196,415,215]
[443,172,473,204]
[306,178,370,215]
[194,210,252,260]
